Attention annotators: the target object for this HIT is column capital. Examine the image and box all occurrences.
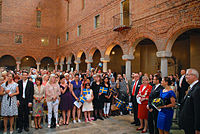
[156,51,172,58]
[85,59,93,63]
[55,62,58,65]
[100,57,110,63]
[66,61,71,65]
[74,60,81,64]
[16,61,21,64]
[60,61,64,65]
[122,55,134,61]
[36,62,41,65]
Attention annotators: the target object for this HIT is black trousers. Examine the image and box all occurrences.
[184,128,195,134]
[131,96,139,123]
[148,110,159,134]
[18,99,30,129]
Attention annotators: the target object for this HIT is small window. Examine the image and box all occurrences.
[94,15,100,28]
[41,38,49,46]
[77,25,81,36]
[36,7,41,28]
[15,34,23,44]
[57,37,60,45]
[66,32,69,41]
[82,0,85,10]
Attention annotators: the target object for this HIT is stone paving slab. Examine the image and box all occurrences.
[0,115,184,134]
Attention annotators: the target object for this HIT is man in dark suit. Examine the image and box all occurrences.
[130,73,142,126]
[180,68,200,134]
[147,75,164,134]
[178,69,189,103]
[17,71,34,133]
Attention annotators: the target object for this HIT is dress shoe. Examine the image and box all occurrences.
[136,128,143,131]
[17,129,22,133]
[93,117,97,121]
[135,123,140,126]
[98,117,104,120]
[24,128,29,132]
[141,130,147,133]
[131,121,136,124]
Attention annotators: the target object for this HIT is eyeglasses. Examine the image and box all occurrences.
[186,73,195,76]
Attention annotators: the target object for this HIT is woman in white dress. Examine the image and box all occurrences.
[0,73,19,134]
[82,83,94,123]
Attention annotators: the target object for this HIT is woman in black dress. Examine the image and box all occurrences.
[91,74,104,121]
[59,74,73,125]
[102,77,112,118]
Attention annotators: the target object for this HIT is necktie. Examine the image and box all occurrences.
[132,81,137,96]
[184,86,191,100]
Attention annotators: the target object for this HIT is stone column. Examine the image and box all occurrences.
[74,60,81,72]
[66,62,71,71]
[36,62,41,71]
[156,51,172,78]
[54,62,58,71]
[85,59,93,71]
[60,62,64,71]
[16,61,21,71]
[122,55,134,81]
[100,57,110,73]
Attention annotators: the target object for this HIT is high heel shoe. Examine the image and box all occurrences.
[136,128,143,131]
[141,130,147,133]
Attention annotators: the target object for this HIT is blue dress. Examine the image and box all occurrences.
[157,90,176,131]
[71,80,82,104]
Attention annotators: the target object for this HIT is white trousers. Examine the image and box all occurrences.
[47,99,59,125]
[103,102,111,115]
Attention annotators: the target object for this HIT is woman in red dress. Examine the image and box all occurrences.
[136,76,152,133]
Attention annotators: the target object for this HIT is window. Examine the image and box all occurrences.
[94,15,100,28]
[0,0,2,23]
[15,34,23,44]
[77,25,81,36]
[66,32,69,41]
[57,37,60,45]
[82,0,85,10]
[36,7,41,28]
[41,38,49,46]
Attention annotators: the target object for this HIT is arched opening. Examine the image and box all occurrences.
[40,57,54,71]
[63,57,67,71]
[20,56,37,70]
[170,28,200,74]
[70,55,75,71]
[132,39,159,74]
[92,49,101,68]
[0,55,16,70]
[79,52,87,72]
[108,45,124,74]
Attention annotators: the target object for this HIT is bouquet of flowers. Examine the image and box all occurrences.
[152,98,165,111]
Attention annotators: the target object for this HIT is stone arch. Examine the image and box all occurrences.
[89,47,102,58]
[104,42,124,57]
[166,23,200,51]
[20,56,37,69]
[40,57,55,70]
[77,49,87,59]
[129,33,158,55]
[0,55,17,70]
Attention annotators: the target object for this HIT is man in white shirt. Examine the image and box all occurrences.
[17,71,34,133]
[178,69,189,103]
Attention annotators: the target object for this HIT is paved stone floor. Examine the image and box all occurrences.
[0,115,184,134]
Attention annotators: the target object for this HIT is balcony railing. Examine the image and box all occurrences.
[113,12,132,32]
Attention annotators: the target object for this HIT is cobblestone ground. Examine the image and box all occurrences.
[0,115,184,134]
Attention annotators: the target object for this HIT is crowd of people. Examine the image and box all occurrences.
[0,67,199,134]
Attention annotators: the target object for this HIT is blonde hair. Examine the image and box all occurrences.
[48,74,56,84]
[142,76,149,83]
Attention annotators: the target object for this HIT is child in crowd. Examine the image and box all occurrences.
[82,83,94,122]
